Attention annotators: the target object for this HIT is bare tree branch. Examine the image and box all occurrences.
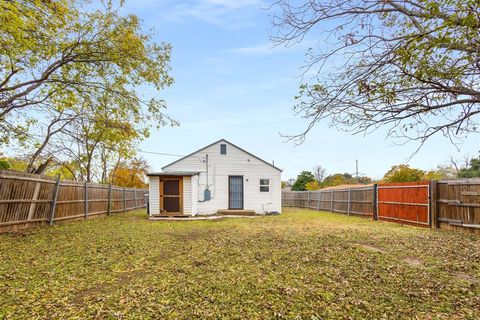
[270,0,480,145]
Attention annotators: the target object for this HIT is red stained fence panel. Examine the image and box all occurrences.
[377,181,430,227]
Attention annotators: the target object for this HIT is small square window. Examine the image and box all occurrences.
[260,179,269,192]
[220,144,227,155]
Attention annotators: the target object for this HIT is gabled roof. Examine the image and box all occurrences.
[162,139,282,172]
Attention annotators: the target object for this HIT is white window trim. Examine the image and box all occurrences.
[260,179,270,192]
[220,144,227,155]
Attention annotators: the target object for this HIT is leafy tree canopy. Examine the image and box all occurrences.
[110,158,149,188]
[0,0,174,179]
[45,161,79,180]
[0,159,10,170]
[0,157,28,172]
[321,173,373,187]
[423,165,458,180]
[383,164,425,183]
[322,173,352,187]
[458,156,480,178]
[305,180,321,191]
[291,171,315,191]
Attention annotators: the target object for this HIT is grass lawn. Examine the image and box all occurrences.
[0,208,479,319]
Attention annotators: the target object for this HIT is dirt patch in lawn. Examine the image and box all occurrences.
[456,272,480,285]
[72,268,151,306]
[72,283,110,306]
[163,228,224,242]
[403,257,424,268]
[72,248,182,306]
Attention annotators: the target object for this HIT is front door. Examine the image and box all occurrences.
[229,176,243,209]
[160,178,183,215]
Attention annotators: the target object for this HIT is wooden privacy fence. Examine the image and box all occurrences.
[436,179,480,232]
[283,179,480,234]
[377,181,430,227]
[282,186,375,217]
[0,170,148,233]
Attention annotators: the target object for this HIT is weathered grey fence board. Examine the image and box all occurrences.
[0,170,148,233]
[283,180,480,234]
[436,179,480,233]
[282,187,374,217]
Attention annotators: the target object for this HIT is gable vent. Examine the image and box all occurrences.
[220,144,227,155]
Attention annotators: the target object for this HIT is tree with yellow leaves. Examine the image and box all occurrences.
[110,158,149,188]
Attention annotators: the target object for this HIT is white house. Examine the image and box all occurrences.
[147,139,282,216]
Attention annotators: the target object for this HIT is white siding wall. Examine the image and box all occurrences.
[164,140,281,215]
[191,175,199,215]
[148,175,196,216]
[183,176,192,215]
[148,176,160,215]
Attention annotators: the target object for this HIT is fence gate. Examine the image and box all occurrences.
[377,181,430,227]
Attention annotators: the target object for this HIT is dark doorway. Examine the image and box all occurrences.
[229,176,244,209]
[160,178,183,215]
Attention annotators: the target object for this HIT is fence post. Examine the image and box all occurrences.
[84,182,88,219]
[134,189,138,209]
[107,184,112,215]
[429,180,438,228]
[27,181,42,222]
[307,191,311,209]
[317,191,321,211]
[49,176,61,226]
[372,184,378,220]
[123,187,127,212]
[145,192,149,215]
[330,189,334,212]
[347,188,351,215]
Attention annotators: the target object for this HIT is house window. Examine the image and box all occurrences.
[260,179,269,192]
[220,144,227,155]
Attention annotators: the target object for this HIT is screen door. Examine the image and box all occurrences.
[228,176,243,209]
[161,178,182,214]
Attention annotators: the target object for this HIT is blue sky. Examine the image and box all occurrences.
[121,0,479,180]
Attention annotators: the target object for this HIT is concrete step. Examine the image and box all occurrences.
[150,214,192,218]
[217,209,257,216]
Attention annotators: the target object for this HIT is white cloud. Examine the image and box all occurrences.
[228,42,277,54]
[229,40,316,55]
[124,0,260,27]
[204,0,258,8]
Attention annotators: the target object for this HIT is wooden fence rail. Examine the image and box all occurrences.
[0,170,148,233]
[436,179,480,233]
[283,179,480,234]
[283,186,375,217]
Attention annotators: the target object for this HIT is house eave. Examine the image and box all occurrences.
[147,171,200,177]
